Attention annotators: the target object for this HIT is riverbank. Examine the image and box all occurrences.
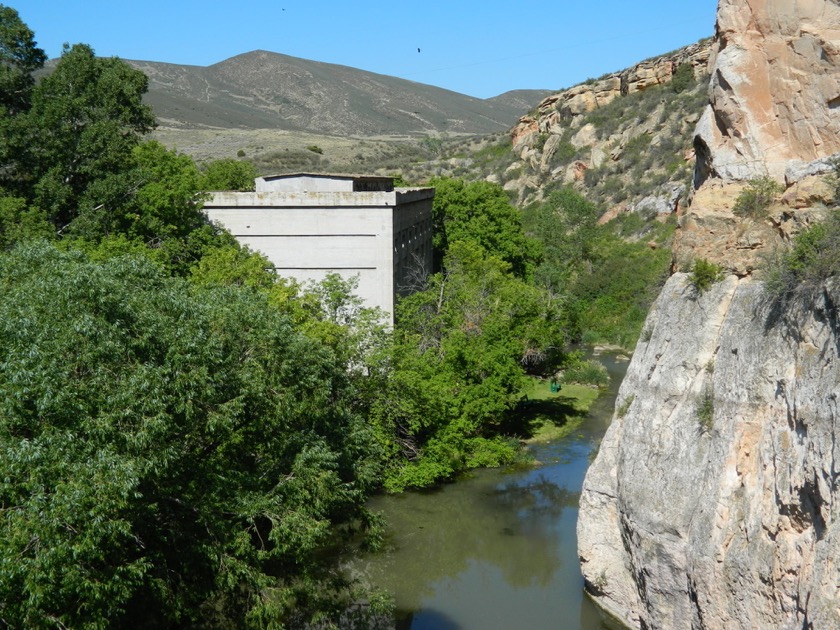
[342,352,629,630]
[519,378,602,444]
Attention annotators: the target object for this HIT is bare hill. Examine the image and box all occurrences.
[126,51,551,136]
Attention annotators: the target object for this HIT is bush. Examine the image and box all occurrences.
[732,176,781,219]
[560,354,610,387]
[696,386,714,432]
[671,63,696,94]
[0,243,381,627]
[689,258,724,294]
[764,210,840,296]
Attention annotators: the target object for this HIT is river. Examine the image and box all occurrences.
[343,352,628,630]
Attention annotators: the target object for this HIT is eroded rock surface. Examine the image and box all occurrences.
[695,0,840,183]
[578,274,840,629]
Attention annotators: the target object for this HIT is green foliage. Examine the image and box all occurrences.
[0,242,381,627]
[732,176,782,219]
[523,187,672,347]
[5,43,156,230]
[533,133,549,152]
[202,157,257,191]
[689,258,724,294]
[375,241,567,490]
[0,4,46,115]
[559,352,610,387]
[190,244,275,290]
[670,63,696,94]
[549,139,577,167]
[696,386,715,432]
[763,210,840,296]
[0,192,53,249]
[429,177,541,278]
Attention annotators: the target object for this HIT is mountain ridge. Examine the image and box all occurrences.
[124,50,552,136]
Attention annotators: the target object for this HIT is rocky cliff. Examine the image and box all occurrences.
[579,274,840,629]
[502,41,711,213]
[578,1,840,628]
[695,0,840,183]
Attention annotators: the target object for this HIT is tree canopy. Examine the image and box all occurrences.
[429,177,541,278]
[0,243,382,627]
[0,4,46,115]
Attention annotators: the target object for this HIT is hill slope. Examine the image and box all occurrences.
[127,51,551,136]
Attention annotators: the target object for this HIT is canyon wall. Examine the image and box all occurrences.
[579,275,840,629]
[578,1,840,628]
[695,0,840,183]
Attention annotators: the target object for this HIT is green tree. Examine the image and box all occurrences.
[430,177,540,278]
[0,242,382,627]
[5,43,156,230]
[0,4,46,115]
[202,158,258,191]
[375,241,566,490]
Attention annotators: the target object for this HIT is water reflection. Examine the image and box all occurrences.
[344,353,628,630]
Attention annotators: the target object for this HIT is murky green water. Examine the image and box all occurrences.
[344,353,628,630]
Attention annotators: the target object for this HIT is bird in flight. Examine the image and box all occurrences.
[417,47,421,53]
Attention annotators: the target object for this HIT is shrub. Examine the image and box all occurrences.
[616,394,635,418]
[732,176,781,219]
[306,144,323,154]
[763,210,840,296]
[689,258,724,294]
[696,386,714,432]
[560,355,610,387]
[671,63,696,94]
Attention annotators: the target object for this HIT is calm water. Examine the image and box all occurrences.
[344,353,629,630]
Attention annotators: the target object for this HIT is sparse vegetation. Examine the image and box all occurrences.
[616,394,635,418]
[689,258,724,294]
[732,176,781,219]
[696,386,715,432]
[763,210,840,297]
[670,63,696,94]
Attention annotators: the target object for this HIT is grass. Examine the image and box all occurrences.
[512,377,601,443]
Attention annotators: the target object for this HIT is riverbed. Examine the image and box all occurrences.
[343,353,628,630]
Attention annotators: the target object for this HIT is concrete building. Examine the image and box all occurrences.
[204,173,435,322]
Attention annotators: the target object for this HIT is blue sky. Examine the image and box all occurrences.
[18,1,718,99]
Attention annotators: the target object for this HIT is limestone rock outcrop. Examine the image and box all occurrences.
[578,274,840,629]
[511,41,712,151]
[694,0,840,183]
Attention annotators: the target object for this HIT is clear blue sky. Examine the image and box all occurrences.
[17,1,718,99]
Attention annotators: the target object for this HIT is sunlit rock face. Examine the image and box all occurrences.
[695,0,840,183]
[578,274,840,630]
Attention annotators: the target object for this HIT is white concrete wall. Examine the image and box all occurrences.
[205,187,434,323]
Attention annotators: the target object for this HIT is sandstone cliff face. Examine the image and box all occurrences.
[695,0,840,183]
[502,42,711,210]
[511,42,711,150]
[578,274,840,629]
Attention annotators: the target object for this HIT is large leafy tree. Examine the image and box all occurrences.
[429,177,541,278]
[0,243,382,627]
[0,4,46,115]
[374,241,567,490]
[3,43,156,231]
